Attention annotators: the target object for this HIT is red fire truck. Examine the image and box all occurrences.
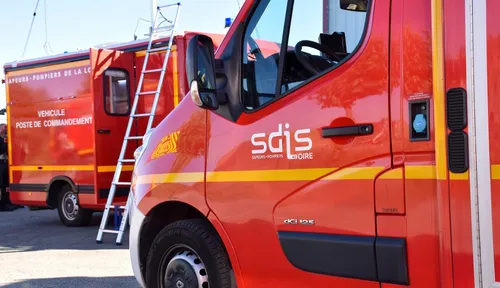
[2,31,226,226]
[128,0,499,287]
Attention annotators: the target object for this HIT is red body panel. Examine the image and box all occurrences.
[6,61,95,206]
[129,0,477,286]
[3,33,225,210]
[443,0,475,287]
[375,167,405,214]
[90,48,136,205]
[7,62,93,168]
[4,0,495,285]
[134,98,208,215]
[204,1,391,284]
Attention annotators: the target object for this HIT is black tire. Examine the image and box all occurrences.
[145,219,234,288]
[56,184,93,227]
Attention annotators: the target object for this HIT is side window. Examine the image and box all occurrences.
[103,69,130,115]
[242,0,370,109]
[241,0,288,110]
[281,0,368,94]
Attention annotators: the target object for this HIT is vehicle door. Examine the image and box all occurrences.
[205,0,393,287]
[90,48,136,204]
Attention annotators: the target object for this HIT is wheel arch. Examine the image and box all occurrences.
[138,200,241,286]
[207,210,245,288]
[46,176,76,208]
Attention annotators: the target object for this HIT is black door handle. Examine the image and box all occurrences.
[97,129,110,134]
[322,124,373,138]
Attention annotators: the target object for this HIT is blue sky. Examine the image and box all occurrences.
[0,0,242,123]
[0,0,361,124]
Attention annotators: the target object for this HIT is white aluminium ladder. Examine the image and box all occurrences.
[96,2,181,245]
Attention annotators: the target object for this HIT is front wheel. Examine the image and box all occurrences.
[145,219,234,288]
[57,185,93,227]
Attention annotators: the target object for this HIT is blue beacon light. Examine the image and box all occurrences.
[225,17,233,28]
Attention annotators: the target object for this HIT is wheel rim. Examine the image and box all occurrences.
[161,245,209,288]
[62,191,79,221]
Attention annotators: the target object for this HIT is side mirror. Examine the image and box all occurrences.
[186,34,219,110]
[339,0,368,12]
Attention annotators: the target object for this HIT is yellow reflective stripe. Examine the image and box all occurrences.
[450,172,469,180]
[405,165,436,179]
[97,165,135,173]
[135,45,177,57]
[8,165,475,183]
[379,168,403,180]
[6,77,12,181]
[8,165,134,172]
[10,165,94,171]
[491,165,500,180]
[172,48,179,107]
[137,166,389,184]
[323,167,384,180]
[207,168,336,182]
[136,172,204,185]
[431,0,447,180]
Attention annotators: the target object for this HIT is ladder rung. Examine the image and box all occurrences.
[107,205,127,209]
[126,136,144,140]
[149,47,171,53]
[131,113,152,117]
[101,229,120,234]
[157,3,180,9]
[96,0,180,245]
[113,181,132,186]
[138,91,158,96]
[144,68,163,73]
[153,25,175,33]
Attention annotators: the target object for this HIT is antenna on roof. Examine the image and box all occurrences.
[43,0,53,55]
[17,0,53,65]
[19,0,42,61]
[134,18,151,40]
[150,0,157,35]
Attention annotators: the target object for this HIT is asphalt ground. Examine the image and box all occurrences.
[0,207,140,288]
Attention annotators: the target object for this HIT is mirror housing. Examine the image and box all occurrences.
[339,0,368,12]
[186,34,219,110]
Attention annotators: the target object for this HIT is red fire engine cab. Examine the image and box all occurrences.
[128,0,500,287]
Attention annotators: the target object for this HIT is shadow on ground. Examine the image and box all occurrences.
[0,207,129,254]
[1,276,139,288]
